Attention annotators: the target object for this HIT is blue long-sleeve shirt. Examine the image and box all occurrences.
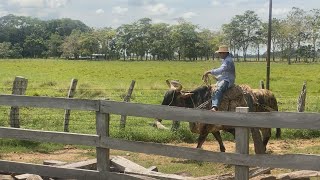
[210,54,235,87]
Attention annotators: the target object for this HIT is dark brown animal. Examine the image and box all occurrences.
[157,80,279,152]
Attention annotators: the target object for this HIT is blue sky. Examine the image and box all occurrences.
[0,0,319,30]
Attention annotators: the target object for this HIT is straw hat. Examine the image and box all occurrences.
[215,45,229,53]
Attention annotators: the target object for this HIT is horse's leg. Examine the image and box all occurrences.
[261,128,271,151]
[276,128,281,139]
[171,120,180,131]
[212,131,226,152]
[251,128,265,154]
[224,127,235,139]
[196,132,209,149]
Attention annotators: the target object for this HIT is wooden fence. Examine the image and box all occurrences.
[0,94,320,180]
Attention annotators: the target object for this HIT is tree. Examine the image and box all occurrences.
[233,10,262,61]
[95,27,117,60]
[133,18,152,60]
[270,18,282,61]
[61,30,82,59]
[47,33,63,58]
[80,32,100,58]
[287,7,307,62]
[116,24,134,60]
[23,34,47,58]
[198,29,215,60]
[149,23,174,60]
[306,9,320,62]
[171,19,199,60]
[0,42,12,58]
[222,19,244,61]
[47,18,91,37]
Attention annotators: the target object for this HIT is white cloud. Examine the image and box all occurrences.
[211,0,221,6]
[46,0,70,8]
[7,0,70,8]
[273,8,290,16]
[257,7,290,16]
[144,3,174,16]
[182,12,198,19]
[96,9,104,14]
[8,0,44,8]
[112,6,128,15]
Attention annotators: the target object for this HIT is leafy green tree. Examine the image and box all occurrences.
[133,18,152,60]
[47,33,63,58]
[0,42,12,58]
[23,34,47,58]
[306,9,320,62]
[149,23,174,60]
[61,30,82,59]
[233,10,261,61]
[222,20,244,61]
[287,7,307,62]
[116,24,134,60]
[171,19,199,60]
[95,27,117,60]
[198,29,215,60]
[80,32,100,58]
[47,18,91,37]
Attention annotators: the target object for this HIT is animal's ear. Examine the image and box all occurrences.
[181,92,193,99]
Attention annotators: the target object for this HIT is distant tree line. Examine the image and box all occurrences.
[0,7,319,63]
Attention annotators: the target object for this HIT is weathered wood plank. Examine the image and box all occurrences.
[276,170,320,179]
[99,137,320,171]
[235,107,249,180]
[60,159,97,170]
[111,156,149,172]
[64,78,78,132]
[0,95,99,111]
[120,80,136,128]
[0,160,141,180]
[43,160,67,166]
[0,127,98,147]
[1,127,320,171]
[111,156,187,180]
[297,81,307,112]
[10,76,28,128]
[96,111,110,178]
[100,100,320,129]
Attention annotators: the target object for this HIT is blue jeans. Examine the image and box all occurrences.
[212,80,229,110]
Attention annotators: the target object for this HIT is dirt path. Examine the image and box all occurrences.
[2,139,320,163]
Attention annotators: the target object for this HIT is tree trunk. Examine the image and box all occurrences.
[257,44,260,61]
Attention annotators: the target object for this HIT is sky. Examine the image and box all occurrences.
[0,0,319,30]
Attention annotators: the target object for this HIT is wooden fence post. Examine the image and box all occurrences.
[64,79,78,132]
[120,80,135,128]
[297,81,307,112]
[10,76,28,128]
[260,80,265,89]
[235,107,249,180]
[96,109,110,179]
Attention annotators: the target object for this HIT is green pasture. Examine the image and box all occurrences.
[0,59,320,176]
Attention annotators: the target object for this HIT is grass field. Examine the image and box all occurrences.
[0,59,320,176]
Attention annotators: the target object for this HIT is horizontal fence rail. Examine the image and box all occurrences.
[100,99,320,130]
[1,95,320,129]
[0,160,141,180]
[1,127,320,171]
[1,94,320,179]
[0,95,99,111]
